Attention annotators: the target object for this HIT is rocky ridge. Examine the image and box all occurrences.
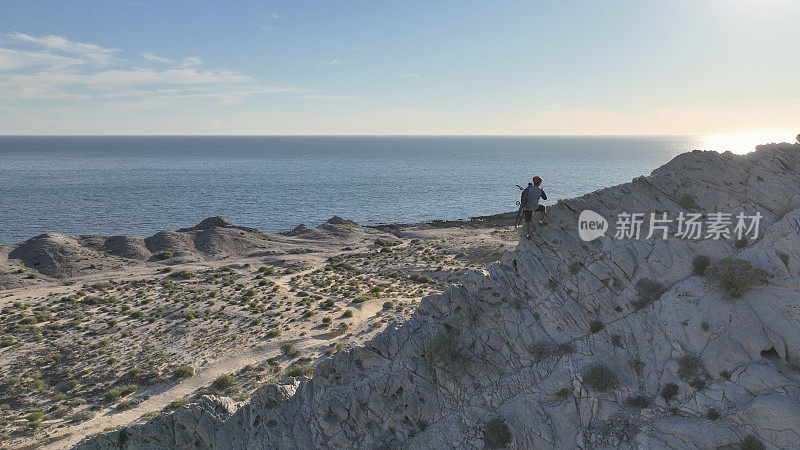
[78,143,800,449]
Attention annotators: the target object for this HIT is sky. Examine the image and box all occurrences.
[0,0,799,136]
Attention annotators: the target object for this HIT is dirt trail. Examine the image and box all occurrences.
[38,270,383,450]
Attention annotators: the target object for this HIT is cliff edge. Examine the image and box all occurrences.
[78,143,800,449]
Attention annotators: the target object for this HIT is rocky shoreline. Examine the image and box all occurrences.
[2,142,800,449]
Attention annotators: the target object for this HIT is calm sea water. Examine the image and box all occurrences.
[0,136,704,245]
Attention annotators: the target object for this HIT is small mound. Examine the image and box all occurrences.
[177,216,259,233]
[100,236,151,260]
[144,231,199,260]
[325,216,358,226]
[282,224,310,237]
[8,233,98,277]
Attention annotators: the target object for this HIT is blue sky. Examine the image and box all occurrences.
[1,0,799,135]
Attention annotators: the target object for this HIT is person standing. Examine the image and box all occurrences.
[522,176,548,239]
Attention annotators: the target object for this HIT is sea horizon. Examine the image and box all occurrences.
[0,135,719,245]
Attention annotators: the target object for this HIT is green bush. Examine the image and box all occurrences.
[739,435,765,450]
[692,255,711,275]
[286,364,314,378]
[321,317,332,326]
[677,194,699,210]
[582,363,617,392]
[320,299,335,309]
[0,338,15,348]
[636,279,665,302]
[382,301,394,309]
[375,238,400,248]
[483,418,512,448]
[173,365,194,379]
[352,295,370,303]
[705,258,769,297]
[661,382,679,401]
[341,310,354,318]
[589,321,604,334]
[424,330,466,376]
[265,328,282,338]
[211,374,235,391]
[677,354,705,380]
[155,250,173,260]
[281,343,298,357]
[409,273,434,284]
[528,340,552,363]
[172,270,196,280]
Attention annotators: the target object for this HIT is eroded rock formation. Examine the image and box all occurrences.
[78,144,800,449]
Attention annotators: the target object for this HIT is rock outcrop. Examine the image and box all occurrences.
[78,144,800,449]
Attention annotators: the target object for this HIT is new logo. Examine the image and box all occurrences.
[578,209,608,241]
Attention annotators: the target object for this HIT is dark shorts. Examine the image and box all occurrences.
[523,205,545,221]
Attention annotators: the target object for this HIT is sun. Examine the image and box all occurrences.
[702,131,799,155]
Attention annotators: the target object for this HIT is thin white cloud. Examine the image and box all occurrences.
[0,47,83,70]
[143,52,203,66]
[400,73,420,78]
[313,58,342,66]
[10,32,119,65]
[298,94,356,100]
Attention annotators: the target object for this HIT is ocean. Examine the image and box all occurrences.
[0,136,705,245]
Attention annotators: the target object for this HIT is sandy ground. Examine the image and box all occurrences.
[0,215,518,449]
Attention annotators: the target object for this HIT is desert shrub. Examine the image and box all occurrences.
[483,418,512,448]
[286,364,313,378]
[636,279,665,302]
[409,273,434,284]
[70,410,95,423]
[211,374,235,391]
[589,321,604,334]
[701,321,710,332]
[528,340,552,363]
[173,365,194,379]
[103,385,138,402]
[172,270,196,280]
[342,310,354,318]
[582,363,617,392]
[321,299,335,309]
[375,238,399,247]
[626,395,651,408]
[692,255,711,275]
[661,382,679,401]
[382,301,394,309]
[352,295,370,303]
[705,258,769,297]
[554,342,575,356]
[0,338,15,348]
[677,194,699,210]
[321,317,332,325]
[155,250,173,260]
[165,397,189,411]
[281,343,298,357]
[424,330,466,376]
[258,266,276,275]
[734,238,748,249]
[555,387,572,400]
[706,408,720,420]
[739,435,766,450]
[779,252,790,266]
[265,328,282,338]
[678,354,706,380]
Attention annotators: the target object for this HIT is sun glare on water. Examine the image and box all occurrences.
[702,131,799,155]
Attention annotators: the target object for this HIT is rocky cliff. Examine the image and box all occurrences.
[78,143,800,449]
